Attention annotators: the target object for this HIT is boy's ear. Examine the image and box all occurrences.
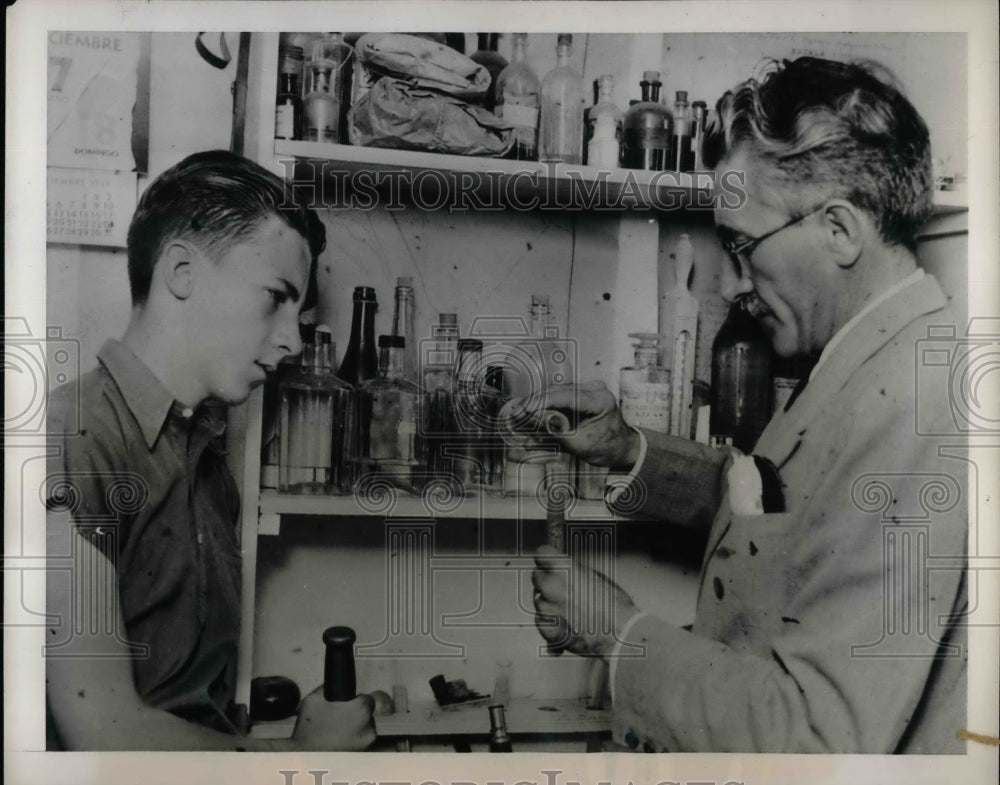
[159,241,195,300]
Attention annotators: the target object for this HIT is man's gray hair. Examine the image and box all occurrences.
[703,57,933,251]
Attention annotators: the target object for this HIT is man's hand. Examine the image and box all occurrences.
[506,381,641,470]
[532,545,639,658]
[292,688,376,751]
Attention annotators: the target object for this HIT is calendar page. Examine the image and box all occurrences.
[46,167,136,247]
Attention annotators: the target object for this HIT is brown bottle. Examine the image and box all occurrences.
[338,286,378,385]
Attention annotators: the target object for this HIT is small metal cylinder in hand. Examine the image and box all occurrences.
[322,626,357,702]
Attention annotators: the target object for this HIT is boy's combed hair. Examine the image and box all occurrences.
[126,150,326,306]
[702,56,933,251]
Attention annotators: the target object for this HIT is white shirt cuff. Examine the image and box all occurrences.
[608,610,649,705]
[604,428,648,505]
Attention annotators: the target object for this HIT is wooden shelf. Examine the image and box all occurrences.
[250,697,611,740]
[274,139,714,212]
[259,488,622,533]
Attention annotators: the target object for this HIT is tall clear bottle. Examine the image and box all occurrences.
[621,71,672,170]
[586,74,622,169]
[356,335,425,490]
[470,33,508,112]
[619,333,672,433]
[338,285,379,385]
[279,325,354,494]
[421,313,460,481]
[390,276,417,384]
[538,34,584,164]
[671,90,693,172]
[494,33,540,161]
[451,338,486,492]
[709,304,772,452]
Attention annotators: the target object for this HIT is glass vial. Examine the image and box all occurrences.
[494,33,540,161]
[338,285,379,385]
[691,100,708,171]
[710,303,772,452]
[671,90,693,172]
[619,333,672,433]
[539,34,584,164]
[621,71,673,171]
[390,276,418,384]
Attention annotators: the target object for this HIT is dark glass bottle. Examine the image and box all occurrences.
[275,71,303,141]
[487,705,513,752]
[470,33,507,112]
[621,70,672,171]
[338,286,379,385]
[710,303,772,453]
[671,90,693,172]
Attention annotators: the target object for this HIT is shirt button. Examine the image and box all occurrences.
[181,407,194,419]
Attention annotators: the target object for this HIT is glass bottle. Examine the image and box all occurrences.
[421,313,460,480]
[710,304,772,452]
[487,705,513,752]
[480,364,508,493]
[621,71,673,171]
[390,276,417,384]
[539,34,584,165]
[494,33,540,161]
[586,74,621,169]
[279,325,354,494]
[304,36,346,144]
[451,338,486,492]
[276,44,304,141]
[261,322,312,488]
[470,33,507,112]
[691,100,708,171]
[338,286,379,385]
[671,90,693,172]
[619,333,672,433]
[356,335,425,489]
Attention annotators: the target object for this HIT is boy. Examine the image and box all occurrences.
[45,150,375,750]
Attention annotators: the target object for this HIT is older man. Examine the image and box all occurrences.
[527,57,967,753]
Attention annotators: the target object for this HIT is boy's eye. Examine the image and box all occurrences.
[266,288,288,306]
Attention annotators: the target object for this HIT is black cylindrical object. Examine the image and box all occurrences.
[322,625,357,702]
[338,286,379,385]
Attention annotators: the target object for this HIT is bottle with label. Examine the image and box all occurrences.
[586,74,622,169]
[487,705,513,752]
[538,34,584,164]
[671,90,693,172]
[356,335,425,490]
[709,303,772,452]
[304,35,348,144]
[338,286,379,385]
[470,33,507,112]
[619,333,671,433]
[390,276,417,384]
[279,325,354,494]
[275,45,304,141]
[494,33,540,161]
[621,71,673,170]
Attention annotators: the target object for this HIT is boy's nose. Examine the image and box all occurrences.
[275,315,302,359]
[719,255,755,303]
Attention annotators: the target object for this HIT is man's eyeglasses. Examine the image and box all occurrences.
[720,205,824,275]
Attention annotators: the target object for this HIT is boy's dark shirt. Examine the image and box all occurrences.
[46,339,243,735]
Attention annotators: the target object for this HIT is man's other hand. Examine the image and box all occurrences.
[293,689,376,750]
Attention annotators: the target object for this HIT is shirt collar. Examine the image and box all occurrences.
[97,339,179,450]
[810,268,926,381]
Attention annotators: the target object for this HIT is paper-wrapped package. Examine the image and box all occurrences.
[354,33,490,97]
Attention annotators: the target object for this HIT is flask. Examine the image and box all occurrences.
[469,33,508,112]
[586,74,621,169]
[338,286,379,385]
[304,35,347,144]
[494,34,540,161]
[278,325,354,494]
[356,335,425,489]
[621,71,672,170]
[691,100,708,171]
[709,303,772,452]
[539,34,584,164]
[487,704,513,752]
[619,333,671,433]
[275,45,304,141]
[390,276,417,384]
[671,90,693,172]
